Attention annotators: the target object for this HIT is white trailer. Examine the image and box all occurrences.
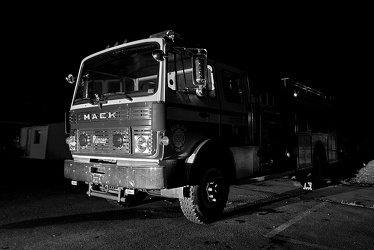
[20,122,70,160]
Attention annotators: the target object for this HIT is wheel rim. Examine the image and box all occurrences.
[202,169,227,207]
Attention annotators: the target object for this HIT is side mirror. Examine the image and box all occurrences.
[192,49,208,87]
[192,49,207,97]
[152,49,165,62]
[65,74,76,84]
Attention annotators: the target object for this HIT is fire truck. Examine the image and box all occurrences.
[64,30,339,224]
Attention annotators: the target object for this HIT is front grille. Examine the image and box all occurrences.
[70,104,155,156]
[131,107,151,119]
[77,128,131,154]
[70,105,151,124]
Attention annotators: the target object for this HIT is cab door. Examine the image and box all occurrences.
[213,61,248,146]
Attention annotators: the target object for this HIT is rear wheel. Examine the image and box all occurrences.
[179,167,229,224]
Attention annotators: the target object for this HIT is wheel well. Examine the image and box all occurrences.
[185,139,235,185]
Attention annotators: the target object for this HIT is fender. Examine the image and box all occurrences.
[184,138,235,184]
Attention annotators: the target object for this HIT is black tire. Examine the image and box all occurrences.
[179,167,229,224]
[107,191,147,207]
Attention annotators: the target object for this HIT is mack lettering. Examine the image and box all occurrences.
[83,111,117,121]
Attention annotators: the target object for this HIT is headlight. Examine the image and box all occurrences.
[134,135,152,154]
[79,134,88,147]
[113,133,124,148]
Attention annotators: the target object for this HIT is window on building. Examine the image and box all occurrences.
[34,130,41,144]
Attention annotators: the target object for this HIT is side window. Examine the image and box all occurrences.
[167,52,193,91]
[222,70,243,103]
[34,130,41,144]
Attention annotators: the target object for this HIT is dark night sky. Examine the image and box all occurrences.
[3,3,372,139]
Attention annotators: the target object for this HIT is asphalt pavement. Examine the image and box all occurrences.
[2,157,373,211]
[1,157,373,250]
[230,176,374,211]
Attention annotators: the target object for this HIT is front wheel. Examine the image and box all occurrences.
[179,168,229,224]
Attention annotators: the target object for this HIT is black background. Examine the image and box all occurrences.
[2,3,372,141]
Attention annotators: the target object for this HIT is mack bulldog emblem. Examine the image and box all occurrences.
[171,124,187,152]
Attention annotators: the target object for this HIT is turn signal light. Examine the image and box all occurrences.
[65,136,76,151]
[159,136,169,146]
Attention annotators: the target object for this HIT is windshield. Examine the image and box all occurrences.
[73,43,160,105]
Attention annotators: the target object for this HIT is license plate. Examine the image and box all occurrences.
[125,189,135,195]
[92,173,103,184]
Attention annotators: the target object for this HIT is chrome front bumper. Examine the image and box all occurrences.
[64,159,165,189]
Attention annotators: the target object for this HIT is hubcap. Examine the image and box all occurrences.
[205,176,225,204]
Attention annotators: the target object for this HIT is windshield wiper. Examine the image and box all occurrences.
[73,97,92,105]
[103,92,133,101]
[86,94,111,110]
[89,94,108,107]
